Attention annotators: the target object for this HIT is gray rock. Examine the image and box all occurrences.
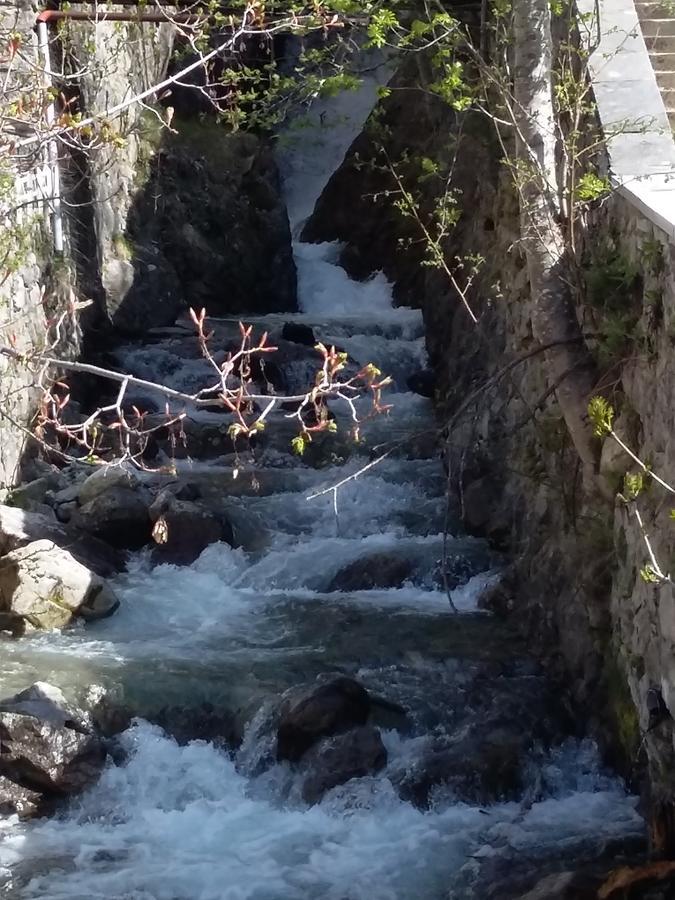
[0,698,105,799]
[328,552,414,592]
[54,500,77,523]
[0,775,43,818]
[0,504,126,576]
[77,466,140,506]
[70,486,152,550]
[149,491,228,566]
[301,725,387,805]
[0,682,88,732]
[276,676,372,762]
[0,682,106,818]
[0,540,120,632]
[397,727,525,807]
[9,474,67,511]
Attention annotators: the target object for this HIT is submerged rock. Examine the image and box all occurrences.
[328,552,414,592]
[0,539,120,632]
[301,725,387,804]
[397,726,525,807]
[151,703,239,748]
[0,683,106,818]
[276,676,372,762]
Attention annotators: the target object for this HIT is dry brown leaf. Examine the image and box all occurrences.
[598,860,675,898]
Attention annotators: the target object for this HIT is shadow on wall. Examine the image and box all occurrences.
[76,113,298,340]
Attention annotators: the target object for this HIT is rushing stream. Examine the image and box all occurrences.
[0,69,645,899]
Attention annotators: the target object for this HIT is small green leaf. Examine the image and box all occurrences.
[640,564,663,584]
[291,435,307,456]
[588,396,614,437]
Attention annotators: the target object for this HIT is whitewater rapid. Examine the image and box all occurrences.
[0,60,645,900]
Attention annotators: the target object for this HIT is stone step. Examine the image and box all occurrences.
[644,33,675,50]
[648,51,675,70]
[635,0,675,15]
[641,17,675,37]
[656,70,675,90]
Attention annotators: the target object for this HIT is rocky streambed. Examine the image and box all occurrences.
[0,68,657,900]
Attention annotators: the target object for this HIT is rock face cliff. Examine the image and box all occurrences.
[67,19,296,336]
[303,64,675,840]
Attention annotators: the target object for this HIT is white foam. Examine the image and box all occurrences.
[0,723,642,900]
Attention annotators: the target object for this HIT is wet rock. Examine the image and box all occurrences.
[432,539,494,591]
[151,703,239,747]
[301,725,387,804]
[406,368,436,398]
[328,553,414,592]
[281,322,317,346]
[397,727,525,807]
[149,491,228,566]
[276,676,372,762]
[0,682,89,731]
[70,485,152,550]
[0,776,43,818]
[219,502,268,554]
[0,504,126,577]
[0,683,106,818]
[0,540,120,632]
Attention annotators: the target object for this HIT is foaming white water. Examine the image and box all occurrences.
[0,723,642,900]
[0,52,647,900]
[295,241,420,330]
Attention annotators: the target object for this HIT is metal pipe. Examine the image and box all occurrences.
[36,19,64,254]
[36,9,201,24]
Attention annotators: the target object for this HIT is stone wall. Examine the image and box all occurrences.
[68,14,296,336]
[67,13,177,331]
[0,0,53,490]
[302,67,675,838]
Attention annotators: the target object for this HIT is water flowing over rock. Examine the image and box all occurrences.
[276,677,372,762]
[300,725,387,804]
[328,552,415,592]
[0,56,651,900]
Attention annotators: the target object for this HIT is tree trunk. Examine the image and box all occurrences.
[513,0,599,481]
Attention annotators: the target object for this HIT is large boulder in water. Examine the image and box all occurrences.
[70,485,152,550]
[149,490,229,566]
[328,552,414,592]
[301,725,387,804]
[0,683,106,818]
[276,676,372,762]
[0,539,120,633]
